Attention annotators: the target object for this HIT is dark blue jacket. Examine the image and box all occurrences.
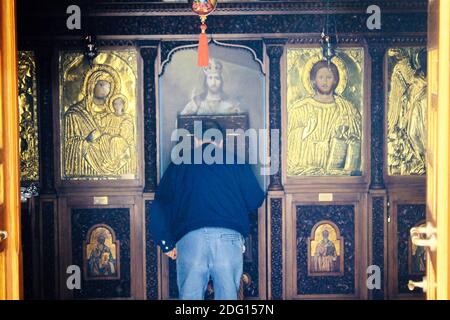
[149,145,265,252]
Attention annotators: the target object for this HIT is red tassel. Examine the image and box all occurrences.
[198,23,209,67]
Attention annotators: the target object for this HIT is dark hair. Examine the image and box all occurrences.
[310,60,340,92]
[196,119,224,142]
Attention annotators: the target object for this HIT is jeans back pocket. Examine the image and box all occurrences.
[220,233,245,253]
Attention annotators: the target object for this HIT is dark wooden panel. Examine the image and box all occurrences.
[370,194,386,300]
[40,199,57,299]
[145,200,159,300]
[270,197,283,300]
[396,204,426,295]
[387,191,426,300]
[56,195,144,300]
[285,192,366,300]
[296,205,356,296]
[70,207,131,299]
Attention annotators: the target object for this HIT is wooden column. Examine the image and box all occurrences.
[368,43,387,190]
[140,44,159,193]
[265,39,286,300]
[265,40,286,191]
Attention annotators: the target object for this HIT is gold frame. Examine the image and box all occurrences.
[281,43,371,192]
[18,50,39,182]
[53,47,145,191]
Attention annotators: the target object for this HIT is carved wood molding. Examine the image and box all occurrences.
[85,1,427,14]
[35,48,56,194]
[140,45,159,192]
[270,197,283,300]
[18,12,427,38]
[368,43,388,189]
[265,40,286,191]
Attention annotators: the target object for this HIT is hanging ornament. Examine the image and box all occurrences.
[320,0,338,65]
[83,35,98,68]
[320,31,336,65]
[192,0,218,67]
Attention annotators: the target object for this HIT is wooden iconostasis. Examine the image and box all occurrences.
[17,0,427,300]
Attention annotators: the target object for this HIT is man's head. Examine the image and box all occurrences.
[322,229,330,240]
[310,60,340,95]
[194,119,224,148]
[204,59,224,95]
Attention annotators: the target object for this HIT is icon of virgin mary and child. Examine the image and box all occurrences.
[63,65,135,178]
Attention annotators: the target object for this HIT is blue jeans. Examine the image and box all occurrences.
[176,227,245,300]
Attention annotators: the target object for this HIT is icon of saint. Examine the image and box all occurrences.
[287,59,362,176]
[63,65,121,177]
[387,49,427,175]
[311,229,338,273]
[87,232,116,277]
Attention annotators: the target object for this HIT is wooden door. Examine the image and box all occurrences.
[421,0,450,300]
[0,0,22,300]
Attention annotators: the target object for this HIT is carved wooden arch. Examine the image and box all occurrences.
[159,39,265,76]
